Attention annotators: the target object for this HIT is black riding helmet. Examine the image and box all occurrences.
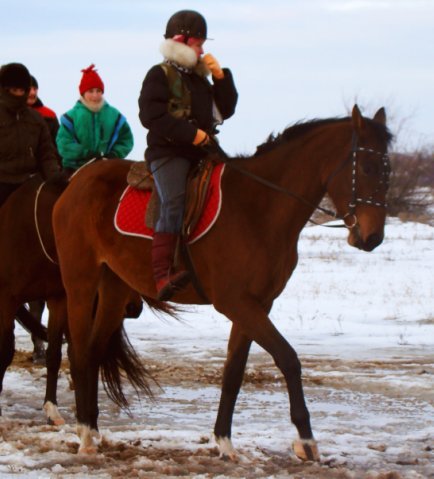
[164,10,207,39]
[0,63,31,91]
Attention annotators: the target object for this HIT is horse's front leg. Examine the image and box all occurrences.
[214,322,251,459]
[43,296,67,426]
[221,299,319,462]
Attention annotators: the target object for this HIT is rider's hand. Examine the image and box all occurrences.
[193,129,210,146]
[202,54,224,80]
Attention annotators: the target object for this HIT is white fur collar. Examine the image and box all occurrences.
[160,39,197,68]
[159,39,210,77]
[80,97,105,113]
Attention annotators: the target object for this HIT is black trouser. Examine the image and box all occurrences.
[0,182,21,208]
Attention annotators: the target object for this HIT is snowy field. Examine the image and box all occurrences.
[0,219,433,478]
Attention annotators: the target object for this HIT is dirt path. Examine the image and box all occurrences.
[1,349,433,478]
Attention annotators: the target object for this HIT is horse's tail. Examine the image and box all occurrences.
[142,295,179,318]
[15,305,48,342]
[100,297,178,409]
[100,324,158,410]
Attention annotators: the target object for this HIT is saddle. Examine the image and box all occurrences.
[126,158,217,237]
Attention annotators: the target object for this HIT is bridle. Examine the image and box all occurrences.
[322,131,390,228]
[211,129,390,229]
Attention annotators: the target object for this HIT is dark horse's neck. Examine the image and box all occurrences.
[226,117,353,237]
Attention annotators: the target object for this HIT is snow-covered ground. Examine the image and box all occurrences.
[0,219,433,478]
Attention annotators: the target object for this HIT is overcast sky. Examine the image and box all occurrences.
[2,0,433,159]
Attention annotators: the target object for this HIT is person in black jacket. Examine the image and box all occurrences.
[27,75,61,166]
[27,75,59,146]
[0,63,59,207]
[138,9,238,301]
[0,63,60,364]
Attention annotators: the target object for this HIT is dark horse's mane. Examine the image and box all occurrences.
[254,116,393,157]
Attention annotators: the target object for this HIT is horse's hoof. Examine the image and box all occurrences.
[78,445,98,455]
[32,350,46,366]
[77,424,100,454]
[292,439,320,461]
[47,416,66,426]
[215,435,238,461]
[44,401,65,426]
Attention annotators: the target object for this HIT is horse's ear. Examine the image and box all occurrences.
[351,104,365,133]
[373,107,386,125]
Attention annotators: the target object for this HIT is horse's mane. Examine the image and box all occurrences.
[254,116,393,157]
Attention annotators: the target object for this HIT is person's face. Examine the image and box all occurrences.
[8,87,26,97]
[27,86,38,106]
[83,88,103,104]
[187,37,205,59]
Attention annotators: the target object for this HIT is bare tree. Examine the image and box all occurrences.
[387,149,434,223]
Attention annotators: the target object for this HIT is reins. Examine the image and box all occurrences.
[206,130,389,230]
[206,140,345,228]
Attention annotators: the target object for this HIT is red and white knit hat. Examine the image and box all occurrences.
[79,64,104,95]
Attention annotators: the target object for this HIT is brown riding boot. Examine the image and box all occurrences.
[151,232,190,301]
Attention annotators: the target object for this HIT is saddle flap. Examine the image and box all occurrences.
[183,159,215,236]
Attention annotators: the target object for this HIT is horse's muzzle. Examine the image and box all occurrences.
[349,228,384,252]
[363,233,384,251]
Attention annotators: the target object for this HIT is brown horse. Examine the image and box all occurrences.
[53,105,392,459]
[0,175,146,424]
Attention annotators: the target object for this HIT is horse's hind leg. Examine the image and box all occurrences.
[43,296,67,426]
[221,300,319,461]
[0,301,16,415]
[62,268,100,453]
[28,300,46,365]
[214,323,251,459]
[69,266,135,454]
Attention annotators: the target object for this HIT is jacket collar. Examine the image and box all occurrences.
[79,97,105,113]
[160,39,210,77]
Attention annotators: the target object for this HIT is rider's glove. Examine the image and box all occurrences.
[193,129,210,146]
[202,54,224,80]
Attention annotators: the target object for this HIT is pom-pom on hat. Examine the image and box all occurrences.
[0,62,31,90]
[79,64,104,96]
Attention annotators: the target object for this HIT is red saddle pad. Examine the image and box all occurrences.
[114,163,225,244]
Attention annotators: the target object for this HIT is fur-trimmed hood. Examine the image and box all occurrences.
[159,39,210,77]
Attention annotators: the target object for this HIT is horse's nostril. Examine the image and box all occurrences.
[364,233,383,251]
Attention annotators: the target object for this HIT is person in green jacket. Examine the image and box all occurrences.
[56,64,134,172]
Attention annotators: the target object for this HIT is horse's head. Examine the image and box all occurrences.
[326,105,392,252]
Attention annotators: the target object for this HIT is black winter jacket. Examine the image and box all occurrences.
[138,62,238,163]
[0,89,59,183]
